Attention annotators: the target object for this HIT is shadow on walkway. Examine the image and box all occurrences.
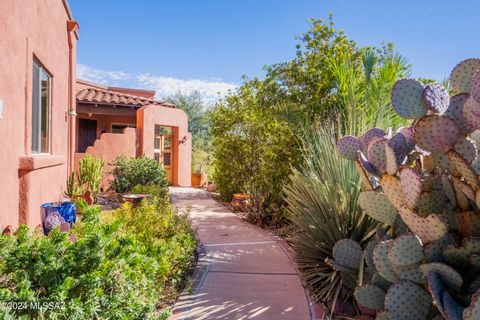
[169,187,318,320]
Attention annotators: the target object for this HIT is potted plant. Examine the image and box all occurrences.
[191,149,209,187]
[191,165,208,187]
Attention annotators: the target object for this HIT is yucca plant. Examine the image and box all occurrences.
[285,126,381,307]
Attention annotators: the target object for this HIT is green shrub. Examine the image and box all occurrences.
[0,198,196,319]
[111,156,168,195]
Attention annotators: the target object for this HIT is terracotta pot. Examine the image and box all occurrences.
[233,193,250,201]
[191,173,208,187]
[206,183,216,192]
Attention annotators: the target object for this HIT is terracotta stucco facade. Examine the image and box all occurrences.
[0,0,78,228]
[137,105,192,187]
[0,0,192,230]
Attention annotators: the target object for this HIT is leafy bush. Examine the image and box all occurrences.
[284,127,381,307]
[210,17,409,226]
[111,156,168,196]
[211,83,300,225]
[0,198,196,319]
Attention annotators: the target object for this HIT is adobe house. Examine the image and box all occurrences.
[74,80,191,189]
[0,0,191,230]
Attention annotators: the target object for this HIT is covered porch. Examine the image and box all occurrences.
[74,80,192,188]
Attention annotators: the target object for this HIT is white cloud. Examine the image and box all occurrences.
[76,64,237,105]
[136,74,237,105]
[77,64,131,85]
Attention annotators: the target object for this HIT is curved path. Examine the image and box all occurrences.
[169,187,318,320]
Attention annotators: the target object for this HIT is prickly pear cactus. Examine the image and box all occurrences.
[335,58,480,319]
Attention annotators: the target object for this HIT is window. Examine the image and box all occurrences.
[111,123,136,134]
[31,61,51,153]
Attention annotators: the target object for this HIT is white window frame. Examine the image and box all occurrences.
[31,60,51,154]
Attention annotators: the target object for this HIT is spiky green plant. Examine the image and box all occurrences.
[77,154,105,197]
[284,126,381,306]
[65,172,83,198]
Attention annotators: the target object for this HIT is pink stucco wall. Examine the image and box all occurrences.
[137,105,192,187]
[74,127,137,190]
[0,0,77,228]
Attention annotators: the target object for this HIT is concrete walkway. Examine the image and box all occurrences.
[169,187,316,320]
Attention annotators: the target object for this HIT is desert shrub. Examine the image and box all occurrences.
[211,86,300,225]
[0,199,196,319]
[111,156,168,195]
[284,127,381,308]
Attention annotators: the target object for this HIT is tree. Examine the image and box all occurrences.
[164,91,210,149]
[210,16,410,225]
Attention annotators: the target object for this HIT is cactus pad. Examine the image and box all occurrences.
[336,135,361,160]
[385,143,399,175]
[442,291,464,320]
[442,175,457,207]
[367,137,387,173]
[422,83,450,114]
[381,175,404,210]
[391,79,427,119]
[355,159,373,191]
[424,234,456,262]
[414,115,460,153]
[398,206,448,244]
[450,58,480,94]
[460,182,476,201]
[398,126,416,152]
[372,272,393,292]
[393,263,426,284]
[470,254,480,268]
[476,189,480,209]
[384,280,432,320]
[388,234,424,266]
[458,211,480,237]
[463,290,480,320]
[389,132,408,164]
[399,168,422,209]
[333,239,363,270]
[463,97,480,132]
[364,240,376,271]
[354,285,385,310]
[360,128,386,152]
[373,241,400,283]
[426,271,445,315]
[432,152,455,171]
[452,178,471,211]
[472,70,480,104]
[443,238,480,267]
[446,93,470,134]
[358,191,398,225]
[325,258,356,273]
[455,137,478,163]
[420,262,463,289]
[448,150,479,191]
[417,190,448,217]
[358,151,381,177]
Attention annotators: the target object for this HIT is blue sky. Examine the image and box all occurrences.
[70,0,479,104]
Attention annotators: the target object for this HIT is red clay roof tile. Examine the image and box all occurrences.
[76,85,175,108]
